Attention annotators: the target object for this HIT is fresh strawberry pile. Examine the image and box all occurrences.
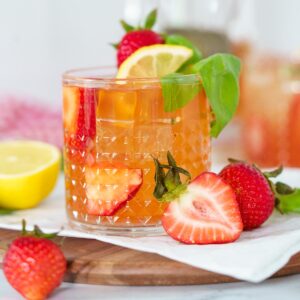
[3,221,66,300]
[153,152,300,244]
[113,9,164,67]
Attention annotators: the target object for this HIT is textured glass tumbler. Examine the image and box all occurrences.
[63,67,211,236]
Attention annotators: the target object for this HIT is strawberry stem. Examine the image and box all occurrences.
[153,151,191,201]
[21,219,59,239]
[21,219,27,235]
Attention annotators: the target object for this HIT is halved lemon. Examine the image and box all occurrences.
[117,44,193,78]
[0,141,61,209]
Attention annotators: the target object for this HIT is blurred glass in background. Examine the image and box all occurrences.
[234,0,300,167]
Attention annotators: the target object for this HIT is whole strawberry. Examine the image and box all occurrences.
[114,9,164,67]
[3,221,66,300]
[219,161,275,230]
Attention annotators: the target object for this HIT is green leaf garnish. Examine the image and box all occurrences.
[165,34,203,71]
[161,73,201,112]
[116,9,241,138]
[161,53,240,137]
[144,9,157,29]
[192,54,241,137]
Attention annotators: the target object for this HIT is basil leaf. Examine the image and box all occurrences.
[193,54,241,137]
[166,34,202,71]
[144,9,157,29]
[276,189,300,214]
[161,73,201,112]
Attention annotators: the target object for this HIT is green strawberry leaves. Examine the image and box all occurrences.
[120,9,157,33]
[153,152,191,201]
[120,20,135,33]
[276,189,300,214]
[113,9,160,50]
[264,166,284,178]
[144,9,157,29]
[21,219,59,239]
[262,166,300,214]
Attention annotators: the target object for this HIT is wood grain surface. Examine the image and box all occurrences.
[0,228,299,286]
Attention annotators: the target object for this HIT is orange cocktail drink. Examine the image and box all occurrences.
[63,68,211,235]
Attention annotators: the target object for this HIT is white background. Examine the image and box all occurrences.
[0,0,299,106]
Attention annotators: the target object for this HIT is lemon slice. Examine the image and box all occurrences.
[0,141,61,209]
[117,44,193,78]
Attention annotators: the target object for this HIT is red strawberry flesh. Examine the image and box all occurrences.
[63,87,96,164]
[85,162,143,216]
[162,172,243,244]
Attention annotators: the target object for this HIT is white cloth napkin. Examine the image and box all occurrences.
[0,168,300,283]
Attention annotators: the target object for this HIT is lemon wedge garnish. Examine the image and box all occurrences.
[0,140,61,209]
[117,44,193,78]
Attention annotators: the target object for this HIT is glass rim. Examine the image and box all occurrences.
[63,66,201,85]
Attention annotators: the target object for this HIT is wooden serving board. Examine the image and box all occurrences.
[1,228,300,286]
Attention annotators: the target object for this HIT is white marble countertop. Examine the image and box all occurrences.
[1,271,300,300]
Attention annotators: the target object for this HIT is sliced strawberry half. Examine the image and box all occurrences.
[63,86,96,150]
[85,162,143,216]
[63,86,80,134]
[63,86,97,164]
[162,172,243,244]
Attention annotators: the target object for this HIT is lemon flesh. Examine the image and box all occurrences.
[117,44,193,78]
[0,141,61,209]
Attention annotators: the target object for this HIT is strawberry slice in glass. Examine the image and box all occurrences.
[63,87,96,164]
[85,162,143,216]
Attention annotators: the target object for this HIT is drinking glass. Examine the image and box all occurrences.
[62,67,211,236]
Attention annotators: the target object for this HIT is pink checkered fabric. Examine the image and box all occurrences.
[0,95,63,149]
